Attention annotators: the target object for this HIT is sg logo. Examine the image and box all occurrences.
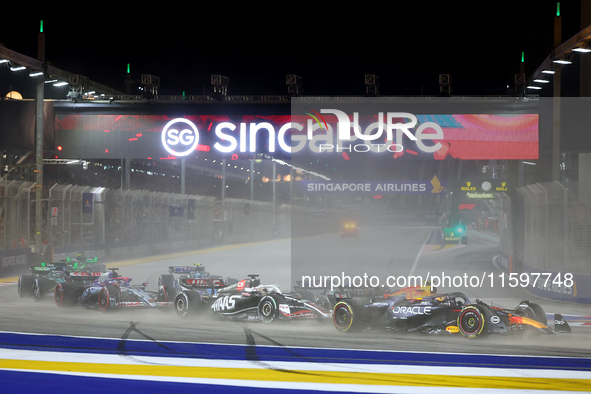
[161,118,200,156]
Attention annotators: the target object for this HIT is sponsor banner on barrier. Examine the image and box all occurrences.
[522,262,591,304]
[0,248,31,275]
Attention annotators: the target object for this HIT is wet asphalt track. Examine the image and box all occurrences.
[1,226,590,359]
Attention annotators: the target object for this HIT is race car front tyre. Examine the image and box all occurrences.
[98,285,121,312]
[527,302,548,326]
[55,283,78,307]
[18,275,35,298]
[333,302,362,332]
[458,305,487,338]
[258,296,279,323]
[174,291,202,318]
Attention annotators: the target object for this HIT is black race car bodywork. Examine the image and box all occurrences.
[174,274,332,323]
[456,299,571,338]
[331,289,468,334]
[18,262,101,301]
[54,268,172,311]
[330,288,571,337]
[156,264,237,303]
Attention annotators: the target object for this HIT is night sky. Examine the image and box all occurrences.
[0,2,585,99]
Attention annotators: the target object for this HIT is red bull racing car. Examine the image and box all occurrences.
[330,284,571,337]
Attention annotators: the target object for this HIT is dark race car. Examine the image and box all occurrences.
[61,254,107,273]
[456,298,571,338]
[156,264,237,303]
[330,287,571,337]
[174,274,332,323]
[54,268,172,311]
[18,262,101,301]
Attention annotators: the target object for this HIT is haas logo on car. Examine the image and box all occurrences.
[236,280,246,291]
[212,295,240,312]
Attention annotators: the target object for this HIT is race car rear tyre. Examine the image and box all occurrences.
[333,302,362,332]
[93,264,107,273]
[33,277,50,301]
[98,285,121,312]
[258,296,279,323]
[458,305,486,338]
[158,274,176,302]
[18,275,35,298]
[55,283,78,307]
[174,291,202,318]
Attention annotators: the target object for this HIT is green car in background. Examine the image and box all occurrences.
[18,255,106,301]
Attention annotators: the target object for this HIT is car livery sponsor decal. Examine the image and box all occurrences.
[237,280,246,291]
[211,295,240,312]
[391,306,432,315]
[279,304,290,317]
[69,272,101,277]
[117,302,143,307]
[490,315,501,324]
[446,325,459,333]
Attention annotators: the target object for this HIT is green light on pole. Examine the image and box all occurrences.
[40,20,43,33]
[557,2,560,16]
[521,51,525,63]
[127,63,130,74]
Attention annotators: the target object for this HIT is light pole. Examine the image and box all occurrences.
[34,21,45,254]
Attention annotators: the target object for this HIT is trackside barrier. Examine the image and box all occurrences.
[518,181,591,304]
[0,248,32,276]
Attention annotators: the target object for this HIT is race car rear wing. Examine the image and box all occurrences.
[66,271,102,279]
[168,265,206,274]
[29,262,68,274]
[179,277,227,288]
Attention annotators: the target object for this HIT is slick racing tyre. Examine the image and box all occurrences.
[458,305,487,338]
[158,274,177,302]
[55,283,78,307]
[98,285,121,312]
[333,302,362,332]
[33,277,50,301]
[258,296,279,323]
[93,264,107,273]
[174,291,202,318]
[18,275,35,298]
[528,303,548,326]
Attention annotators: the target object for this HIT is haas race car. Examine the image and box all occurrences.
[54,268,172,311]
[18,262,102,301]
[330,284,571,337]
[174,274,332,323]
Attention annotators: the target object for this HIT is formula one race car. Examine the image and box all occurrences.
[156,264,238,302]
[331,287,570,337]
[456,299,571,338]
[340,222,359,238]
[54,268,172,311]
[18,262,102,301]
[60,254,107,273]
[174,274,332,323]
